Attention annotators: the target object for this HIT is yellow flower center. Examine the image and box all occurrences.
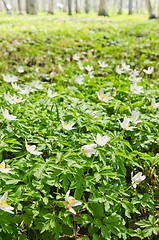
[67,198,75,206]
[64,123,68,127]
[0,200,8,208]
[0,164,5,170]
[99,94,106,100]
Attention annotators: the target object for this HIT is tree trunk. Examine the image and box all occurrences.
[48,0,54,14]
[118,0,122,14]
[75,0,80,13]
[98,0,108,16]
[113,0,116,12]
[135,0,138,13]
[85,0,90,13]
[26,0,38,14]
[18,0,23,14]
[26,0,29,13]
[2,0,12,13]
[129,0,133,15]
[63,0,68,12]
[92,0,97,11]
[68,0,72,15]
[145,0,156,18]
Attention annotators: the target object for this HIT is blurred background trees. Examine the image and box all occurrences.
[0,0,158,18]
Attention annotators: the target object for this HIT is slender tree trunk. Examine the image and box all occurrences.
[85,0,90,13]
[63,0,68,12]
[140,0,143,13]
[68,0,72,15]
[26,0,29,13]
[118,0,122,14]
[92,0,97,12]
[113,0,116,12]
[145,0,156,18]
[2,0,12,13]
[75,0,80,13]
[18,0,23,14]
[26,0,38,14]
[135,0,138,13]
[98,0,108,16]
[129,0,133,14]
[48,0,54,14]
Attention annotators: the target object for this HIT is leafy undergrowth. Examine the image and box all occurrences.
[0,13,159,240]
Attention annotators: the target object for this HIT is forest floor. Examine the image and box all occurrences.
[0,13,159,240]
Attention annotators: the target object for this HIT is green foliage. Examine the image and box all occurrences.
[0,13,158,239]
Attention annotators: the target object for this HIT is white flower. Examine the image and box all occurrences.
[61,120,75,130]
[77,61,84,70]
[96,89,112,102]
[129,76,142,82]
[98,60,108,68]
[17,66,24,73]
[151,98,159,109]
[143,67,154,74]
[32,80,43,90]
[4,92,15,104]
[47,88,59,98]
[130,111,142,124]
[25,139,42,155]
[75,75,84,85]
[119,117,135,131]
[58,64,63,72]
[85,65,93,72]
[88,71,94,79]
[85,110,99,119]
[12,95,25,104]
[35,67,39,73]
[0,162,14,174]
[95,133,110,147]
[121,62,131,71]
[89,111,99,118]
[130,82,144,94]
[81,144,97,157]
[4,92,25,104]
[0,192,14,214]
[131,172,146,188]
[1,108,17,121]
[11,82,20,90]
[65,190,82,215]
[116,65,124,75]
[73,54,79,61]
[130,69,139,77]
[3,74,18,83]
[18,87,30,95]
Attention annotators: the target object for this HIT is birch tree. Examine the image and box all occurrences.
[18,0,23,14]
[63,0,68,12]
[26,0,38,14]
[85,0,90,13]
[129,0,133,14]
[2,0,12,13]
[145,0,156,18]
[48,0,54,14]
[68,0,72,15]
[118,0,123,14]
[75,0,80,13]
[98,0,108,16]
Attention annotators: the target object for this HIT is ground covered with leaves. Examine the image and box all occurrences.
[0,13,159,240]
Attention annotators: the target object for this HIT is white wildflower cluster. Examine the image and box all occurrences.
[1,49,155,219]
